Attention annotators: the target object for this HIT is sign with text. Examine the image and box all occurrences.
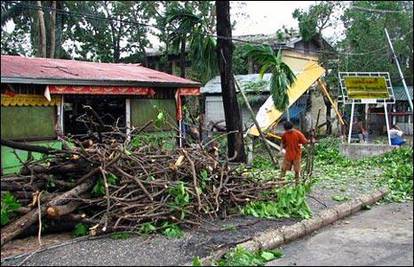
[344,76,389,99]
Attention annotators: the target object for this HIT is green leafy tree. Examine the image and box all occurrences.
[338,1,413,85]
[65,1,156,63]
[242,44,296,111]
[1,0,64,58]
[293,1,342,134]
[164,2,218,83]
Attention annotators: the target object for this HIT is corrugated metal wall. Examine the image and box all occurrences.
[130,99,177,131]
[1,106,56,140]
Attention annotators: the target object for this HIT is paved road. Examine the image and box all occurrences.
[267,202,413,266]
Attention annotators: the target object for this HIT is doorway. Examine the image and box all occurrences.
[63,95,126,136]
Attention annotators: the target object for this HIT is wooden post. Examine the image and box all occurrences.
[126,98,131,141]
[317,79,345,126]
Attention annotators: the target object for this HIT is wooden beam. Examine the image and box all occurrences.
[317,79,345,126]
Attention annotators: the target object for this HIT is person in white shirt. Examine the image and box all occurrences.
[389,124,406,146]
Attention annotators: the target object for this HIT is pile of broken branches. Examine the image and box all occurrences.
[1,115,287,248]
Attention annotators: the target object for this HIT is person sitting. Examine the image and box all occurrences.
[351,117,368,143]
[389,124,406,146]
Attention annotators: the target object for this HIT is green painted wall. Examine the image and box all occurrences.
[1,140,62,175]
[1,106,56,140]
[130,99,177,131]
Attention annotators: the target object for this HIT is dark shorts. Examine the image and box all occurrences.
[282,158,301,173]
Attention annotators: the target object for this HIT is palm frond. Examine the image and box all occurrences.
[242,44,296,111]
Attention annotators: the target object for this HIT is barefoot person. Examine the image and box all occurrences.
[279,121,311,185]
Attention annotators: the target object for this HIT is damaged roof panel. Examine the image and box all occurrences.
[1,55,200,88]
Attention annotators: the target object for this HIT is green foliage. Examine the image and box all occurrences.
[242,44,296,111]
[372,147,413,202]
[111,232,130,240]
[168,182,191,209]
[161,222,183,238]
[252,154,274,170]
[139,222,157,235]
[192,256,203,266]
[130,131,176,151]
[211,246,283,266]
[92,173,118,197]
[332,194,350,202]
[199,169,210,190]
[314,138,349,166]
[315,138,413,203]
[233,45,249,75]
[237,79,270,107]
[1,192,21,226]
[165,2,217,84]
[242,184,312,219]
[73,223,88,237]
[168,182,191,220]
[293,2,337,42]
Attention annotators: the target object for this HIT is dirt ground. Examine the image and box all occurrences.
[1,233,73,258]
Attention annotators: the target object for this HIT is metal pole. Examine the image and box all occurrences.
[179,119,182,148]
[385,28,413,111]
[384,102,391,145]
[348,101,355,144]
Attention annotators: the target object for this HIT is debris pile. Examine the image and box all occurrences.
[0,112,285,247]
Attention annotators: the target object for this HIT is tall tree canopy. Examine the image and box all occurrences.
[338,1,413,85]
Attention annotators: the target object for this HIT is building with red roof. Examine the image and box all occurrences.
[1,55,200,174]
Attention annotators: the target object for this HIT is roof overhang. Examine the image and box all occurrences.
[0,77,200,88]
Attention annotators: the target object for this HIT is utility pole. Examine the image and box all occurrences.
[384,28,413,111]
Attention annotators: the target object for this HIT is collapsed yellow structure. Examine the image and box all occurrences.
[248,61,344,137]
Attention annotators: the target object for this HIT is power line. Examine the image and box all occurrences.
[4,1,414,58]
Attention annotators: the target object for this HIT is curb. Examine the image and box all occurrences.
[187,188,388,266]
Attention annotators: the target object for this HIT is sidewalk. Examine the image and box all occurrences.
[266,201,413,266]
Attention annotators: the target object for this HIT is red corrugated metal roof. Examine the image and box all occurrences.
[1,55,200,87]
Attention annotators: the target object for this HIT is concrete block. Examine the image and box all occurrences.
[340,143,398,160]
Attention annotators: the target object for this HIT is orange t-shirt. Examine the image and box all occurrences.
[281,129,309,161]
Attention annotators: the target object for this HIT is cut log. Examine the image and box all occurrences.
[46,201,82,219]
[1,179,97,247]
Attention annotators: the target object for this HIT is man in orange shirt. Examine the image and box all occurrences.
[279,121,311,185]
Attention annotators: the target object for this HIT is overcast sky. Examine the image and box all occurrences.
[231,1,347,42]
[231,1,314,36]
